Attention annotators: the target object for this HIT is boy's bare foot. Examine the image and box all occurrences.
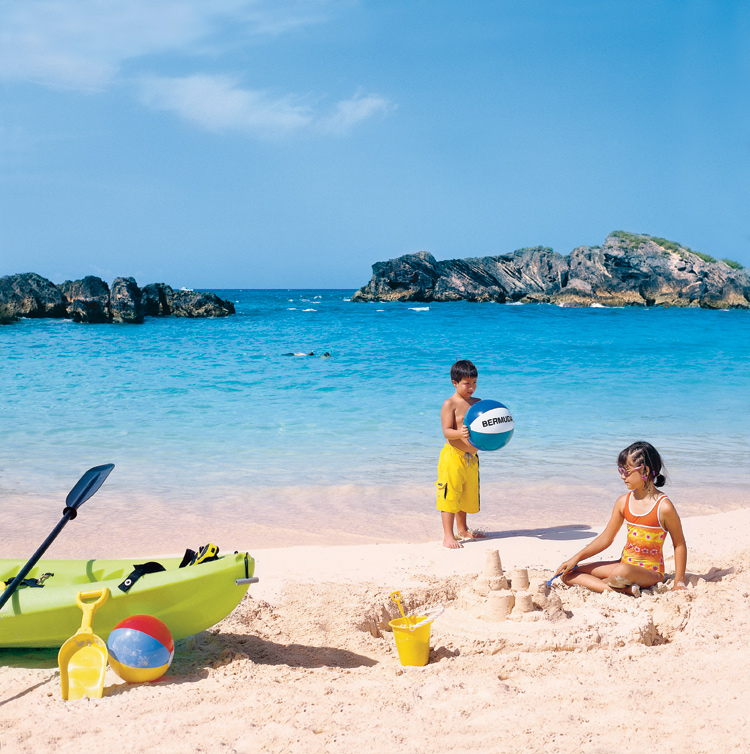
[443,536,464,549]
[457,529,485,541]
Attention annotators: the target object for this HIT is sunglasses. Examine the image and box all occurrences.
[617,465,643,477]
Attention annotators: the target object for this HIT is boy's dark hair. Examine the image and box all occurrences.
[451,360,478,382]
[618,441,667,487]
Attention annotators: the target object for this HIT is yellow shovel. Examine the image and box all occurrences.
[58,588,110,701]
[390,591,406,619]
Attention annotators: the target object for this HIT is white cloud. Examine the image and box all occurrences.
[0,0,204,90]
[139,74,392,137]
[320,93,394,134]
[139,74,312,135]
[0,0,332,91]
[0,0,394,137]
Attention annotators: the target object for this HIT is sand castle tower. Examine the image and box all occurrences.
[474,550,509,595]
[460,550,564,623]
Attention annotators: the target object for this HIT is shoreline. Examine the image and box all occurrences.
[5,480,749,560]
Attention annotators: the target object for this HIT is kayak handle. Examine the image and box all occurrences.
[235,577,259,586]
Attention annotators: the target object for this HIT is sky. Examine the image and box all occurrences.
[1,0,749,289]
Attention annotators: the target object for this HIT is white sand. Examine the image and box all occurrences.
[2,508,750,753]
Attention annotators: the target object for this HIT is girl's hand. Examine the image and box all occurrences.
[555,558,578,577]
[672,580,687,591]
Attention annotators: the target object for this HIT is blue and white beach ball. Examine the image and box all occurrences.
[464,399,515,451]
[107,614,174,683]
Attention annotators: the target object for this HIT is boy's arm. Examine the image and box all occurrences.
[441,399,470,442]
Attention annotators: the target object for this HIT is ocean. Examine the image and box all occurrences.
[2,290,749,557]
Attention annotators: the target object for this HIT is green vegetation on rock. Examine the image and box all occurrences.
[690,250,717,264]
[649,237,685,254]
[514,246,554,254]
[721,258,744,270]
[609,231,732,266]
[611,231,648,247]
[612,231,689,255]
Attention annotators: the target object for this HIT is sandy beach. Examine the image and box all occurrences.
[2,507,749,753]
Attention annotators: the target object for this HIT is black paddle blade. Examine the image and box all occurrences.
[65,463,115,511]
[0,464,115,613]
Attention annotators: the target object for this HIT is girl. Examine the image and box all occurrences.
[555,441,687,594]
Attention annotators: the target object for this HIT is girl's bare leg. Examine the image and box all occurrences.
[562,560,663,593]
[606,562,664,589]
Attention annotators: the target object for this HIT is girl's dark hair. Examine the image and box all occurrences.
[451,360,478,382]
[618,441,667,487]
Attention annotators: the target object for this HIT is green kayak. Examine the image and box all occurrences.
[0,552,255,648]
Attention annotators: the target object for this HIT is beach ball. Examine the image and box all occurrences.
[107,614,174,683]
[464,399,515,451]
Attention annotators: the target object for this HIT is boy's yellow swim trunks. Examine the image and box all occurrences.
[435,443,480,514]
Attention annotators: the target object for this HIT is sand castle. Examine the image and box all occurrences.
[459,550,565,623]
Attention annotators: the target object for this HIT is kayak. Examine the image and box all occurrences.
[0,552,255,648]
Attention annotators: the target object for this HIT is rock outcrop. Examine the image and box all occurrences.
[0,273,235,323]
[167,288,237,318]
[111,276,145,324]
[0,272,67,318]
[141,282,236,318]
[59,276,111,323]
[352,232,750,309]
[141,283,172,316]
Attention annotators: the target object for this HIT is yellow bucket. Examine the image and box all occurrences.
[389,616,432,666]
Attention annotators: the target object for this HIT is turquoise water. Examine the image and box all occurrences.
[2,291,749,554]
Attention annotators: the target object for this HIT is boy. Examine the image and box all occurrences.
[436,360,485,548]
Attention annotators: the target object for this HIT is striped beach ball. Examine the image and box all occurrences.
[464,399,515,451]
[107,614,174,683]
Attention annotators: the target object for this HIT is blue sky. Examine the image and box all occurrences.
[1,0,748,288]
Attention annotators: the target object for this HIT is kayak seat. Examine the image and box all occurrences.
[118,561,167,593]
[179,543,220,568]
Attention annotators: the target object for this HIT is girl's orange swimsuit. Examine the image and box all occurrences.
[621,491,668,575]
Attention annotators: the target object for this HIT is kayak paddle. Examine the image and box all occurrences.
[0,463,115,612]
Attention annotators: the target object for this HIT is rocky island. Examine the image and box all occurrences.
[0,273,235,324]
[352,231,750,309]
